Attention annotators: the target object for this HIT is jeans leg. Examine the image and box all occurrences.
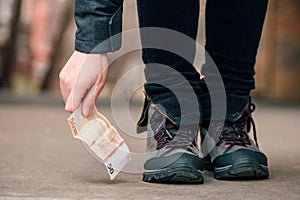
[136,0,202,127]
[200,0,268,122]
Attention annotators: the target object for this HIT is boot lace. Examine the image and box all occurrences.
[150,115,196,150]
[216,103,259,148]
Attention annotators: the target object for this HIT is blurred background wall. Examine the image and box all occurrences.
[0,0,73,94]
[0,0,299,102]
[255,0,300,101]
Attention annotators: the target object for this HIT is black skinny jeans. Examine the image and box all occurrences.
[136,0,268,126]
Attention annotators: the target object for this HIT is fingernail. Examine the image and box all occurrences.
[65,104,71,113]
[83,107,90,117]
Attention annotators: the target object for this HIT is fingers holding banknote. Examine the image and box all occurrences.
[59,51,109,117]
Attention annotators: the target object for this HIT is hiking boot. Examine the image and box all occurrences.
[138,98,204,184]
[201,102,269,180]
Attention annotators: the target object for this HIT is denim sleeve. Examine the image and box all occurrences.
[74,0,123,53]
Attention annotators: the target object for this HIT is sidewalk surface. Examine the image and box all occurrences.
[0,96,299,200]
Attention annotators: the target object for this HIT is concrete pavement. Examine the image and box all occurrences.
[0,97,299,199]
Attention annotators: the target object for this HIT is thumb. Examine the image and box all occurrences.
[65,86,86,113]
[81,84,98,117]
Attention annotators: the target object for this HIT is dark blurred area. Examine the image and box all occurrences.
[0,0,299,102]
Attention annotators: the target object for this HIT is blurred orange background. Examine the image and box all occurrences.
[0,0,299,102]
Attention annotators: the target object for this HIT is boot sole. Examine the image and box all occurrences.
[214,159,269,180]
[143,166,204,184]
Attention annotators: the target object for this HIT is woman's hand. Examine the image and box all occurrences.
[59,51,108,116]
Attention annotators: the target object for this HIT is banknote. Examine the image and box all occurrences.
[67,106,131,180]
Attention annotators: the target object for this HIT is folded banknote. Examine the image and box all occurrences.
[68,106,131,180]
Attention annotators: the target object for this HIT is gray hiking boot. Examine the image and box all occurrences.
[138,100,204,184]
[201,102,269,180]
